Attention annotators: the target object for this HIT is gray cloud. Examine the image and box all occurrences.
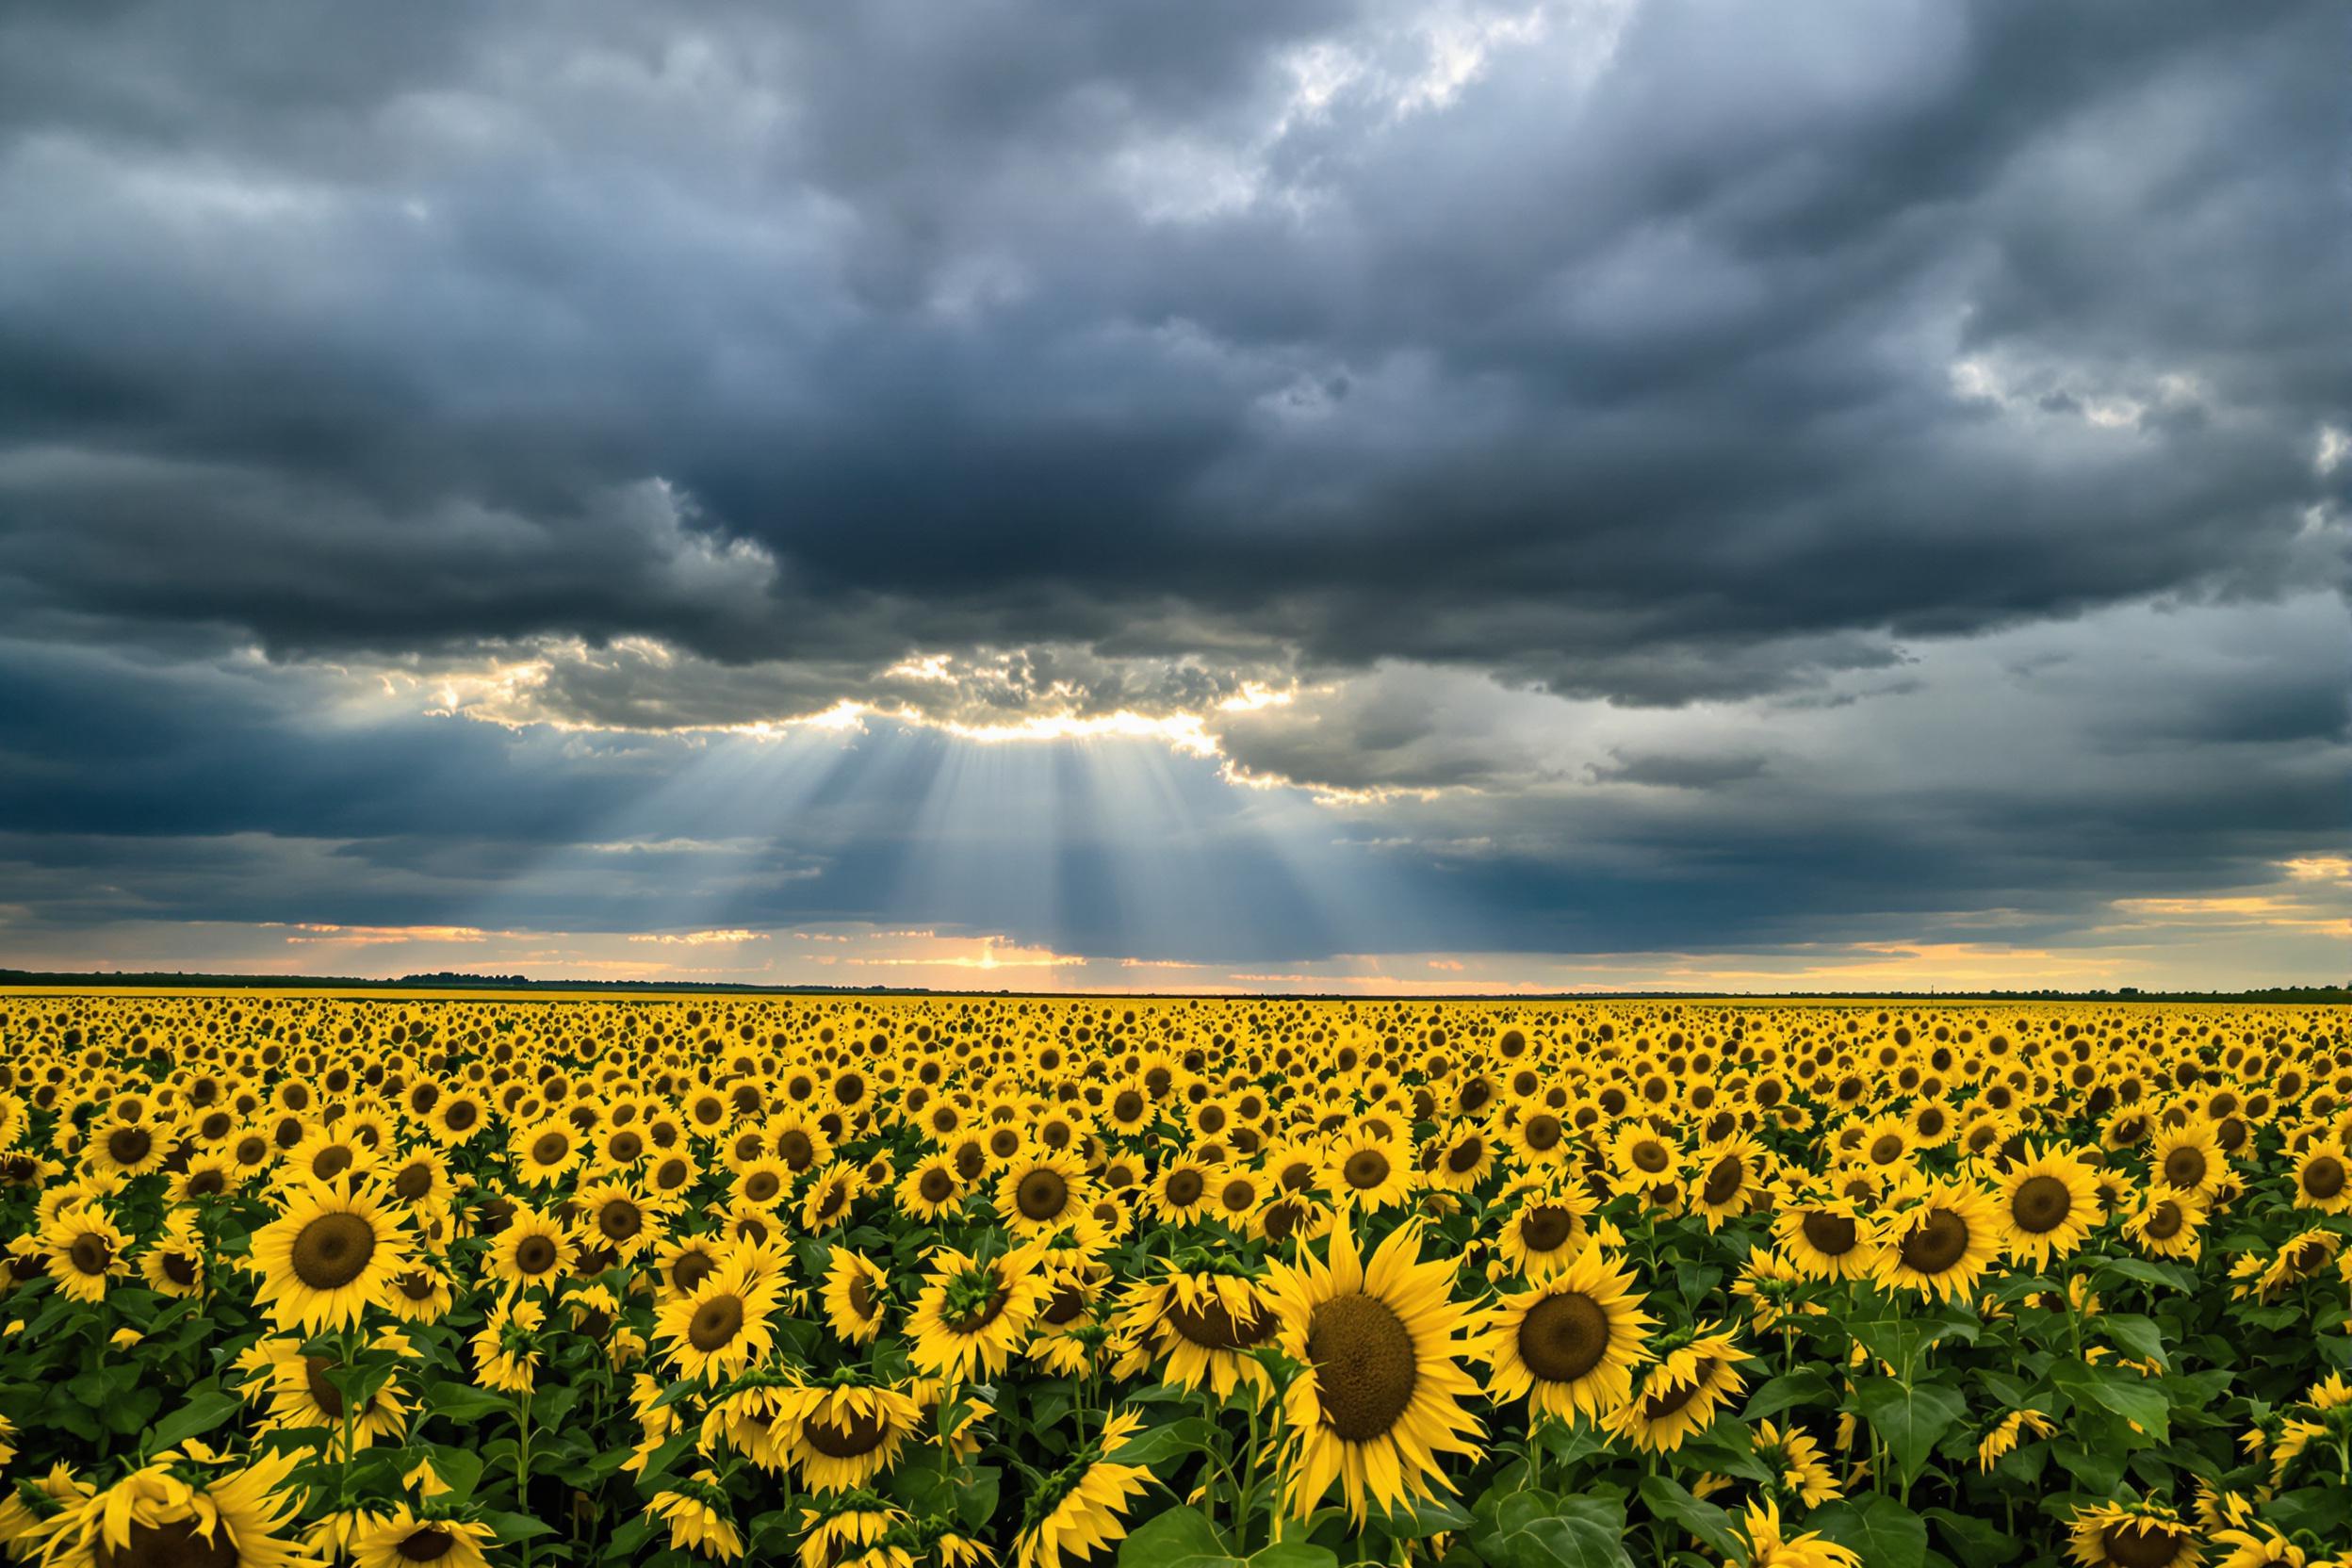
[0,0,2344,976]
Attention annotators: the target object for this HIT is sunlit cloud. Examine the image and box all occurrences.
[625,929,769,946]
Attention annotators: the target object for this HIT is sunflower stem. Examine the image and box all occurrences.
[516,1384,537,1568]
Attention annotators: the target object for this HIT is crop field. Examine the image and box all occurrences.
[3,992,2350,1568]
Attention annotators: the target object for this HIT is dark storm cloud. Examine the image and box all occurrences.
[0,0,2341,701]
[0,0,2345,976]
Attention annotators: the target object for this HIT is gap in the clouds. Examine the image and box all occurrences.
[452,714,1476,970]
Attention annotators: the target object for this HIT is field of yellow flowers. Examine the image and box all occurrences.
[3,990,2349,1568]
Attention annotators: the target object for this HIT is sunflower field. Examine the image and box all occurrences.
[3,992,2351,1568]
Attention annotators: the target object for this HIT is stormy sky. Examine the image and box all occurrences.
[1,0,2345,991]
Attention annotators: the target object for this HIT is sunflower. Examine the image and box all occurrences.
[139,1219,207,1298]
[1736,1498,1861,1568]
[1997,1145,2104,1266]
[1500,1107,1576,1171]
[1772,1193,1880,1282]
[484,1203,578,1291]
[1608,1322,1746,1453]
[995,1152,1093,1238]
[906,1245,1049,1381]
[1426,1123,1496,1193]
[353,1511,498,1568]
[1012,1409,1152,1568]
[780,1381,923,1493]
[1326,1132,1413,1213]
[384,1263,455,1323]
[2291,1140,2352,1214]
[1688,1134,1768,1229]
[1473,1247,1655,1424]
[2066,1500,2200,1568]
[796,1161,863,1232]
[896,1158,965,1222]
[2148,1119,2224,1200]
[428,1092,488,1147]
[1494,1187,1593,1279]
[577,1179,666,1263]
[41,1209,130,1305]
[37,1446,311,1568]
[1113,1266,1280,1405]
[248,1180,412,1332]
[1873,1178,2001,1302]
[513,1119,585,1187]
[253,1330,414,1454]
[1265,1215,1482,1522]
[383,1147,452,1211]
[472,1296,546,1394]
[283,1126,378,1188]
[2123,1190,2205,1261]
[1029,1261,1109,1378]
[86,1117,169,1179]
[657,1260,785,1384]
[1608,1124,1682,1196]
[1754,1419,1841,1507]
[656,1233,728,1303]
[822,1250,891,1345]
[646,1471,744,1562]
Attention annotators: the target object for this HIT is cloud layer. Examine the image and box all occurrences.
[0,0,2344,985]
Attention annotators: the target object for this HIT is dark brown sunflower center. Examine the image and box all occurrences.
[599,1200,643,1241]
[1164,1169,1204,1206]
[671,1250,717,1293]
[1801,1213,1858,1256]
[2010,1175,2071,1233]
[2144,1200,2184,1240]
[444,1101,479,1131]
[304,1355,348,1417]
[1165,1294,1275,1351]
[1701,1155,1744,1206]
[2162,1147,2207,1188]
[1520,1205,1576,1253]
[1113,1091,1146,1122]
[291,1211,377,1290]
[688,1294,745,1350]
[919,1168,956,1202]
[397,1269,438,1301]
[1306,1291,1418,1442]
[1016,1170,1070,1221]
[656,1159,690,1190]
[743,1171,781,1203]
[2304,1155,2345,1200]
[313,1147,354,1179]
[514,1234,559,1275]
[1641,1359,1718,1421]
[1042,1282,1086,1326]
[531,1134,568,1166]
[2100,1523,2189,1568]
[398,1528,457,1562]
[1446,1137,1486,1175]
[188,1169,226,1197]
[69,1233,115,1275]
[94,1517,242,1568]
[1517,1290,1610,1383]
[108,1126,153,1167]
[1343,1151,1391,1190]
[803,1406,889,1458]
[394,1164,433,1200]
[161,1251,199,1286]
[1523,1115,1562,1152]
[1899,1208,1969,1274]
[1630,1141,1670,1174]
[610,1131,644,1162]
[1868,1135,1904,1166]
